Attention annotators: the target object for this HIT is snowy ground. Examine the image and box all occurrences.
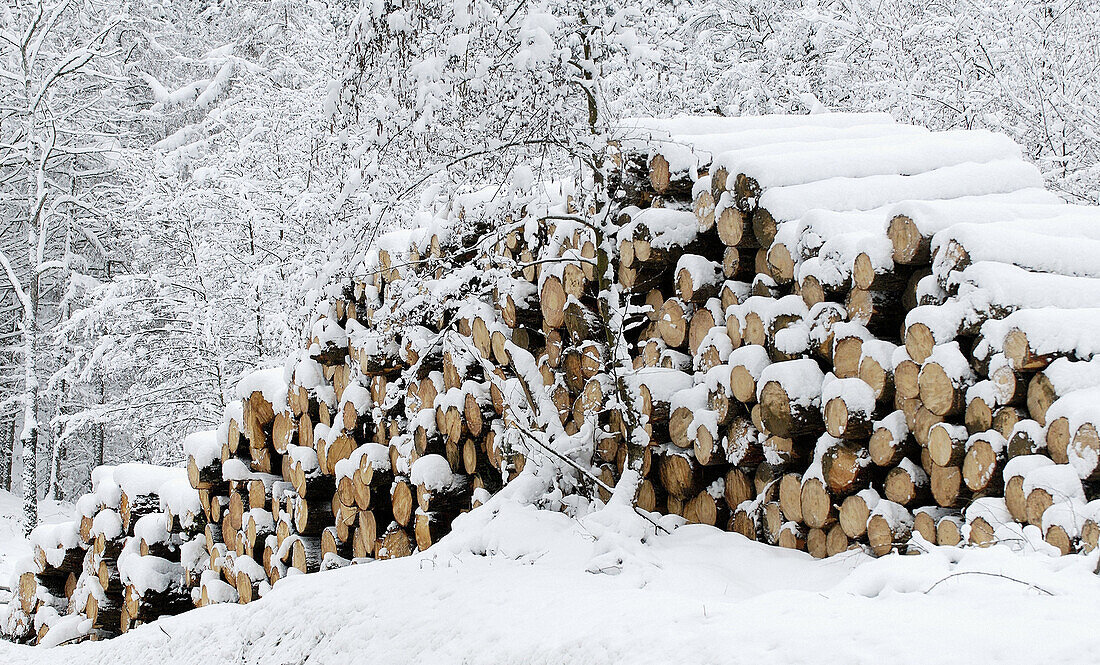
[3,482,1099,665]
[0,492,71,605]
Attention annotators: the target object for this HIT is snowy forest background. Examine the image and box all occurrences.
[0,0,1096,528]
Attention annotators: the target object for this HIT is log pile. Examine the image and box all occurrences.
[7,111,1100,646]
[1,465,203,644]
[611,114,1100,557]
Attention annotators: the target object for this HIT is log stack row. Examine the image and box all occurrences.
[612,113,1100,557]
[7,111,1100,646]
[1,465,203,644]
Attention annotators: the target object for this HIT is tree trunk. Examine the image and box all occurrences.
[21,300,38,535]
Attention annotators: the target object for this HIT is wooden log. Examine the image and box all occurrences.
[869,410,914,467]
[839,488,880,539]
[930,463,969,509]
[758,362,824,438]
[927,422,968,467]
[867,501,913,556]
[800,476,836,530]
[883,459,930,507]
[657,298,693,349]
[675,255,723,304]
[821,440,872,497]
[962,430,1007,493]
[822,377,875,440]
[918,343,973,417]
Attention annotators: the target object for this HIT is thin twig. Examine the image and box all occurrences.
[923,571,1053,596]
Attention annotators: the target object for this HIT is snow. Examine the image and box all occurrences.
[132,512,170,546]
[118,549,183,596]
[1042,501,1089,538]
[1022,464,1086,504]
[980,309,1100,364]
[182,430,220,468]
[932,224,1100,279]
[36,614,92,649]
[924,341,974,382]
[219,459,252,485]
[954,262,1100,313]
[27,522,80,562]
[112,464,187,499]
[410,454,458,491]
[334,443,391,482]
[1043,357,1100,396]
[90,510,122,541]
[625,368,694,405]
[757,359,825,406]
[965,498,1012,529]
[821,375,874,416]
[675,254,721,290]
[898,198,1096,239]
[874,410,908,441]
[622,208,698,251]
[670,384,709,414]
[158,479,201,526]
[726,345,771,379]
[1004,455,1056,483]
[234,367,290,413]
[1043,388,1100,435]
[870,499,913,531]
[636,122,928,176]
[718,130,1021,192]
[7,494,1100,664]
[616,112,897,138]
[759,159,1044,222]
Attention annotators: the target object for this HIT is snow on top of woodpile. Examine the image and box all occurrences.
[113,464,187,499]
[118,545,183,596]
[182,429,220,468]
[410,454,459,491]
[977,309,1100,364]
[158,478,202,524]
[760,159,1044,222]
[615,111,897,139]
[717,129,1021,191]
[90,509,122,540]
[28,521,80,567]
[1023,463,1087,503]
[235,367,290,413]
[953,262,1100,311]
[89,466,122,509]
[618,206,698,250]
[622,122,927,177]
[623,367,694,403]
[932,223,1100,278]
[757,358,824,406]
[334,442,390,482]
[132,512,170,546]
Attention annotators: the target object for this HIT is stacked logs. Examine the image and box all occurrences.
[1,465,203,644]
[8,112,1100,646]
[615,114,1100,557]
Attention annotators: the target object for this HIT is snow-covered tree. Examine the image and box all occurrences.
[0,0,127,531]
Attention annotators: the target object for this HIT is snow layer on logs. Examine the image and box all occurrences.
[234,367,290,412]
[977,309,1100,362]
[627,123,929,176]
[615,111,897,139]
[112,465,186,501]
[760,159,1044,222]
[181,430,220,469]
[720,130,1022,191]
